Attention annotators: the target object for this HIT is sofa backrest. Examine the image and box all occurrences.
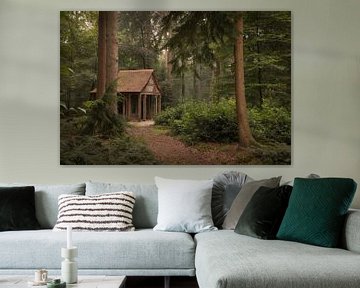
[0,182,86,228]
[86,181,158,229]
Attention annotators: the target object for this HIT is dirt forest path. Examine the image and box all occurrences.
[127,121,241,165]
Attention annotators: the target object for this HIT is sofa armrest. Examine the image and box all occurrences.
[342,209,360,253]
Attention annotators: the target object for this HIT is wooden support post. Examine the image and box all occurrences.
[122,100,126,118]
[127,95,131,119]
[155,96,158,115]
[158,95,162,113]
[148,95,152,119]
[138,94,142,121]
[143,94,147,120]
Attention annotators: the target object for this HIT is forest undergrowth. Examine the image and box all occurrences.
[60,117,158,165]
[60,113,290,165]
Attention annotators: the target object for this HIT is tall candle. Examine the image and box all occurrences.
[67,225,72,248]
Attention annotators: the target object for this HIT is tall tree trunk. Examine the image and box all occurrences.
[96,11,107,99]
[193,66,197,100]
[181,71,185,102]
[166,49,173,80]
[105,11,119,114]
[166,30,173,81]
[193,63,201,99]
[234,14,255,147]
[212,58,223,102]
[256,12,263,106]
[140,26,147,68]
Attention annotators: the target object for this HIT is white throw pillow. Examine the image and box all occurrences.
[53,192,135,232]
[153,177,217,233]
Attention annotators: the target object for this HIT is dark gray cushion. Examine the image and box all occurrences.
[235,185,292,239]
[212,171,251,228]
[222,176,281,229]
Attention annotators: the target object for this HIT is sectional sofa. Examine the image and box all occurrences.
[0,178,359,288]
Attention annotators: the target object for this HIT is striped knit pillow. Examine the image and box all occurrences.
[53,192,136,231]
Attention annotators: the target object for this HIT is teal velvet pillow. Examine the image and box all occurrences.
[0,186,41,231]
[276,178,357,247]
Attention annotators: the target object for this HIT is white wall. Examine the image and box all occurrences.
[0,0,359,208]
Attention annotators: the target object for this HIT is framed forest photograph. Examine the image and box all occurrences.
[60,11,291,165]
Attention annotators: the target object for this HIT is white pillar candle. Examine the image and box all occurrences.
[67,225,72,249]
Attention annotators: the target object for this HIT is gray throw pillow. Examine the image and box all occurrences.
[212,171,252,228]
[222,176,281,230]
[153,177,217,233]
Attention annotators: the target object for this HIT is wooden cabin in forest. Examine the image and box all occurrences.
[91,69,161,121]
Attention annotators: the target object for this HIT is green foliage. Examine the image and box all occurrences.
[154,102,190,126]
[248,99,291,144]
[178,99,238,144]
[162,12,237,73]
[118,11,163,69]
[60,134,158,165]
[160,11,291,109]
[60,102,86,118]
[60,117,157,165]
[244,11,291,108]
[156,98,291,145]
[250,144,291,165]
[80,81,125,138]
[81,99,125,138]
[60,11,98,108]
[230,142,290,165]
[156,99,238,144]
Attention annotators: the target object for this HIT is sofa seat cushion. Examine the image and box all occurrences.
[195,230,360,288]
[0,229,195,271]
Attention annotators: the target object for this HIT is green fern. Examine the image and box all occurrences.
[82,81,125,138]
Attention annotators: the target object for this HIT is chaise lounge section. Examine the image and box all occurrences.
[195,213,360,288]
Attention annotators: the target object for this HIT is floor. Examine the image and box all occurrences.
[126,276,199,288]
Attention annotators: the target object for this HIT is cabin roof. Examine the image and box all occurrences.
[118,69,155,93]
[90,69,160,94]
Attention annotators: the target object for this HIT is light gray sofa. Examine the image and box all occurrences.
[0,181,359,288]
[0,182,195,281]
[195,211,360,288]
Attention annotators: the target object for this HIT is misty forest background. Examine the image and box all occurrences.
[60,11,291,165]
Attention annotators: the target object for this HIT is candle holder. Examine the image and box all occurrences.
[61,247,78,284]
